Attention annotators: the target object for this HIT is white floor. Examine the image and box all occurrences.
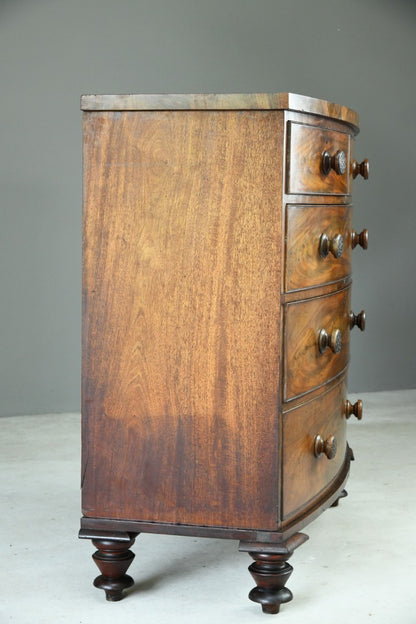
[1,389,415,624]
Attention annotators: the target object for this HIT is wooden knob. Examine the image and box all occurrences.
[314,434,337,459]
[319,233,344,258]
[352,158,369,179]
[349,310,366,331]
[351,229,368,249]
[345,399,363,420]
[322,150,347,176]
[318,328,342,354]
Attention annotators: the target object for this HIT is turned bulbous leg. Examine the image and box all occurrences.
[330,489,348,508]
[248,552,294,614]
[90,534,137,601]
[239,532,308,615]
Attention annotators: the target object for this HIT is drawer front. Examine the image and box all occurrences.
[287,121,351,195]
[284,288,350,401]
[285,204,352,292]
[282,379,347,520]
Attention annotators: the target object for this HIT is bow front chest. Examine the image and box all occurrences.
[79,92,369,614]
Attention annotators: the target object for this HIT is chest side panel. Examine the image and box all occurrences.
[82,110,283,530]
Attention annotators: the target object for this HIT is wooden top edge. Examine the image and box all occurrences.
[80,93,359,127]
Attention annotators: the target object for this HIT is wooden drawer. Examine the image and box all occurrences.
[282,379,347,520]
[285,204,352,292]
[286,121,351,195]
[284,288,350,401]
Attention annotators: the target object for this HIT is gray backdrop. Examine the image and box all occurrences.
[1,0,415,416]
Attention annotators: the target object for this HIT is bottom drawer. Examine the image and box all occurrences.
[282,380,347,520]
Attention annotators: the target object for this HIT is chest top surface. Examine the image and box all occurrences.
[80,92,359,131]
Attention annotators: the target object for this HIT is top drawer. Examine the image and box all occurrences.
[286,121,351,196]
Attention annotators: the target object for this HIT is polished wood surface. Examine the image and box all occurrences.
[91,534,137,601]
[282,379,347,519]
[80,93,368,613]
[351,228,369,249]
[352,158,370,179]
[345,398,363,420]
[286,122,351,195]
[239,533,309,614]
[285,204,352,292]
[284,288,351,400]
[82,109,283,529]
[80,92,360,128]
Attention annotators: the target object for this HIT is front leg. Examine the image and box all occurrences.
[330,488,348,507]
[79,530,138,601]
[239,533,308,614]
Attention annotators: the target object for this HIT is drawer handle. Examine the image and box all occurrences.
[319,233,344,258]
[352,158,369,179]
[345,399,363,420]
[314,434,337,459]
[318,328,342,354]
[349,310,366,331]
[351,228,368,250]
[321,149,347,176]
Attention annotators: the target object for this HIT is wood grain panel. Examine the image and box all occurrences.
[282,379,347,520]
[287,122,351,195]
[82,109,283,530]
[285,204,352,292]
[284,288,351,400]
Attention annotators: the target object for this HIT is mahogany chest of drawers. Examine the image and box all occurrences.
[79,92,369,614]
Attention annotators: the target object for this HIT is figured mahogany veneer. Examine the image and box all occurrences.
[286,122,351,195]
[285,204,352,292]
[79,92,368,614]
[282,379,348,520]
[284,288,351,400]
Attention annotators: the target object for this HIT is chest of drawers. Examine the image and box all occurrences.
[79,93,369,614]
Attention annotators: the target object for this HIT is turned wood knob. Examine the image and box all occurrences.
[349,310,366,331]
[314,434,337,459]
[322,149,347,176]
[318,328,342,354]
[345,399,363,420]
[319,233,344,258]
[352,158,369,179]
[351,228,368,249]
